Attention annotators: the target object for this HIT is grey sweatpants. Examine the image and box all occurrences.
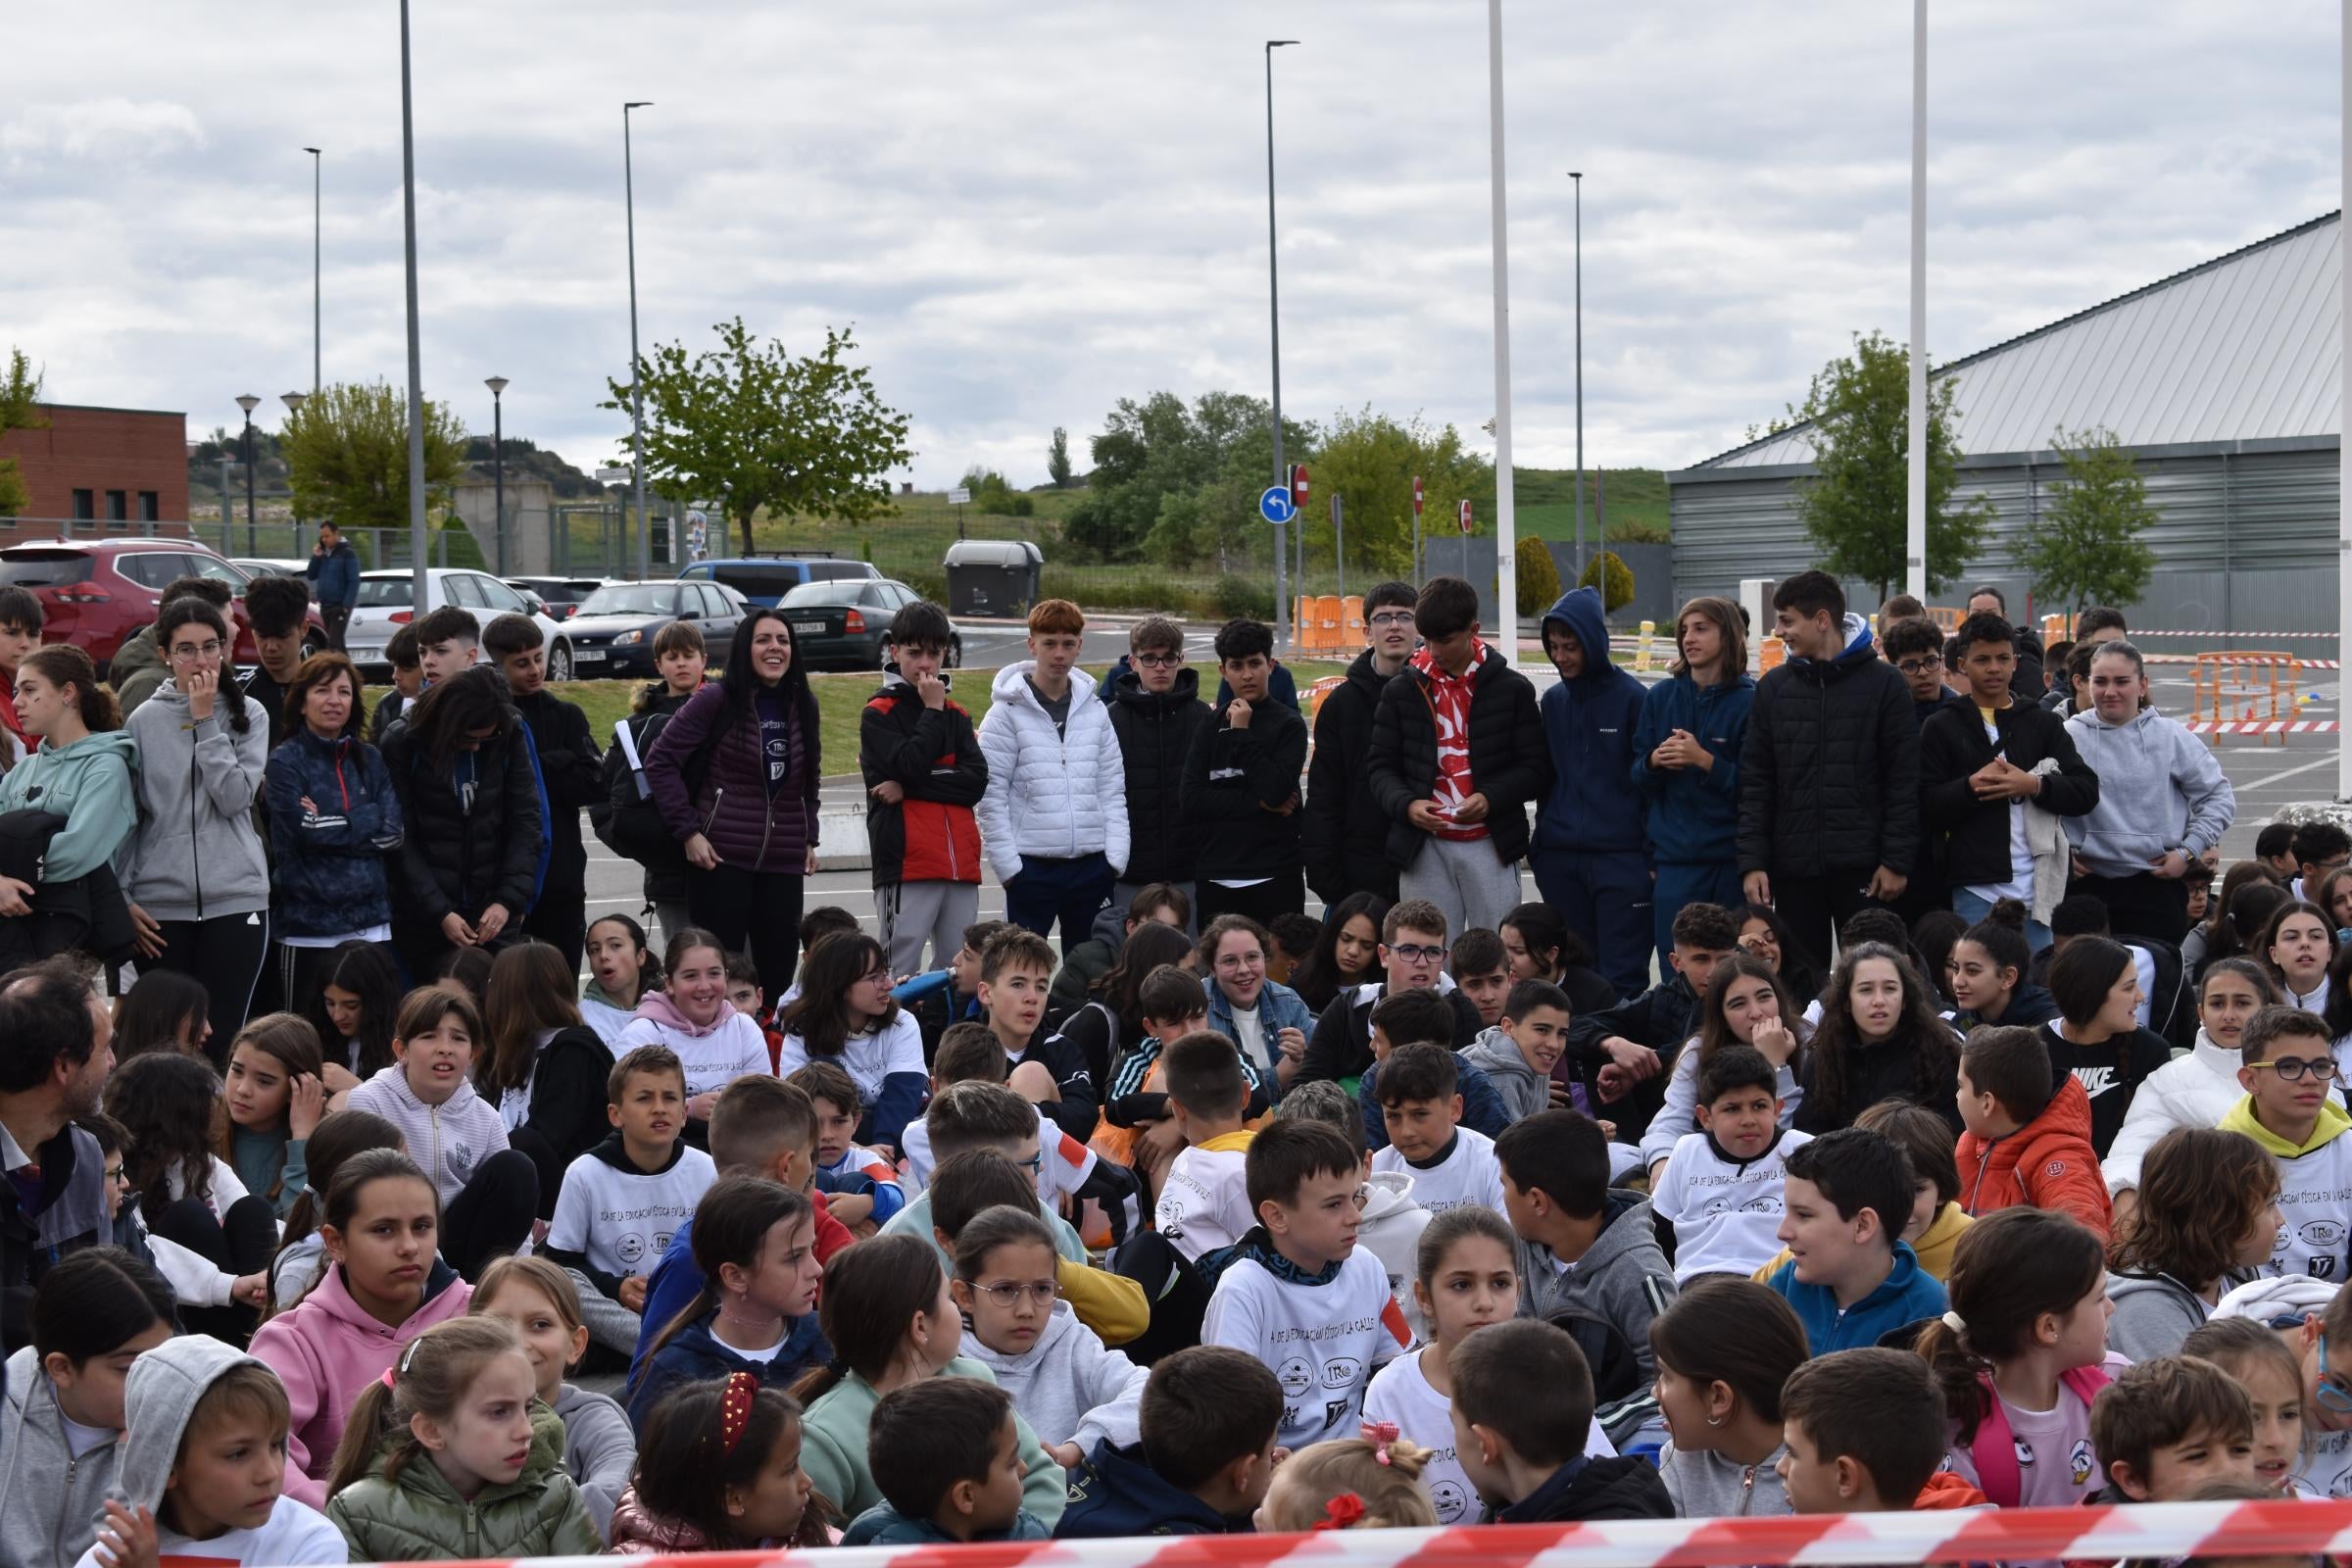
[1400,835,1523,940]
[879,880,980,975]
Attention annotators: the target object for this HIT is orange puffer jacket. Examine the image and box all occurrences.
[1956,1075,2114,1240]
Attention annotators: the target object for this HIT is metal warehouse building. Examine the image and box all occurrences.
[1666,211,2342,632]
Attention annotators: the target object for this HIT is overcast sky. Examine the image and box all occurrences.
[4,3,2338,492]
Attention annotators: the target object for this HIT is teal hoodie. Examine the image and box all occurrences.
[1766,1239,1948,1355]
[0,728,140,882]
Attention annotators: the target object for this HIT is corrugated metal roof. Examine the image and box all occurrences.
[1691,212,2343,469]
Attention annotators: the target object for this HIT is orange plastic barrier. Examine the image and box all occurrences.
[1759,635,1787,673]
[2190,652,2301,748]
[1304,674,1346,716]
[1293,596,1315,649]
[1926,606,1963,630]
[1341,594,1364,642]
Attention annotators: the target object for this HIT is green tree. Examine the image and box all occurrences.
[2020,424,2158,614]
[1301,407,1491,581]
[0,350,47,518]
[1789,330,1990,596]
[1578,550,1635,612]
[1047,426,1072,489]
[1066,390,1306,565]
[1514,536,1560,615]
[603,317,913,556]
[280,380,468,533]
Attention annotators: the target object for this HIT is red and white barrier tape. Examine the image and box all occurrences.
[2183,719,2343,734]
[2113,628,2340,639]
[331,1498,2352,1568]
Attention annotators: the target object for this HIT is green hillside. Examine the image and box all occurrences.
[1479,467,1669,545]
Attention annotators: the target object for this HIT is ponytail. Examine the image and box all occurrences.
[788,1234,944,1408]
[324,1316,524,1497]
[1911,1206,2106,1444]
[633,1176,811,1387]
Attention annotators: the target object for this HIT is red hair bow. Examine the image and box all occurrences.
[1313,1493,1365,1531]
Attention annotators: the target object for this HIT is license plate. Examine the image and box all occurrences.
[793,620,826,634]
[352,645,382,662]
[574,648,607,662]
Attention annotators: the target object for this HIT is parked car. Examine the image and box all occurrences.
[231,557,312,582]
[0,539,326,677]
[506,576,610,620]
[561,580,749,679]
[676,556,877,608]
[343,568,575,679]
[778,577,959,671]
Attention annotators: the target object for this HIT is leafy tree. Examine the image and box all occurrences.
[2020,425,2158,614]
[1514,536,1561,615]
[603,317,913,556]
[1296,407,1491,581]
[1578,550,1635,613]
[1047,426,1072,489]
[1065,390,1306,565]
[1789,330,1990,596]
[280,380,467,533]
[0,350,47,518]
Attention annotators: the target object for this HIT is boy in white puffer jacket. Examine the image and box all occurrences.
[975,600,1128,955]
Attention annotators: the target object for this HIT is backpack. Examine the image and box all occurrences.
[1962,1363,2111,1507]
[596,710,713,868]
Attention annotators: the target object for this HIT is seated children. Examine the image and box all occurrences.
[775,931,929,1153]
[1294,898,1480,1088]
[1102,966,1268,1189]
[976,927,1101,1141]
[1915,1206,2114,1508]
[265,1109,403,1309]
[1568,903,1740,1142]
[102,1052,279,1337]
[1254,1425,1439,1531]
[1277,1079,1433,1345]
[2221,1004,2352,1278]
[883,1081,1085,1263]
[2106,1128,2281,1360]
[222,1012,329,1221]
[1371,1043,1508,1216]
[1494,1109,1678,1377]
[1778,1347,1974,1512]
[472,1255,635,1542]
[1651,1046,1813,1282]
[1651,1278,1811,1518]
[628,1177,825,1429]
[1641,952,1807,1178]
[2180,1316,2309,1494]
[788,1059,906,1231]
[1200,1119,1411,1450]
[580,913,662,1048]
[901,1020,1006,1188]
[841,1376,1051,1544]
[609,1376,824,1552]
[1460,978,1574,1123]
[1358,987,1511,1152]
[323,1315,600,1559]
[2087,1355,2257,1502]
[1449,1319,1674,1521]
[1449,926,1514,1030]
[1855,1099,1973,1279]
[614,928,773,1146]
[2105,957,2278,1208]
[1765,1127,1947,1353]
[545,1045,719,1357]
[1056,1346,1280,1539]
[1954,1023,2112,1238]
[1269,912,1322,991]
[726,953,780,1070]
[76,1337,345,1568]
[1153,1030,1262,1262]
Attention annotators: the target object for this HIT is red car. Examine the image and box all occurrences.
[0,538,328,678]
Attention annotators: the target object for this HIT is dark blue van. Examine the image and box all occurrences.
[677,556,878,608]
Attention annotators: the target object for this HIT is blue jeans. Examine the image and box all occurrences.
[1650,860,1748,968]
[1950,887,2053,955]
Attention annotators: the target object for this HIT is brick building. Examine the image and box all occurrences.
[0,404,190,523]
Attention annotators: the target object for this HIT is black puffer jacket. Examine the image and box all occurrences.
[1302,648,1400,903]
[382,717,546,926]
[1736,613,1920,879]
[1181,694,1307,879]
[1104,666,1209,885]
[1366,647,1549,867]
[1920,700,2098,887]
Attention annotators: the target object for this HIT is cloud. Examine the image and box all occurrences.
[1,99,207,166]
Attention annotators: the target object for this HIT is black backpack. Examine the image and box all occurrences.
[594,710,712,869]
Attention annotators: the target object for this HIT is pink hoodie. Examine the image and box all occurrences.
[614,990,770,1103]
[245,1257,475,1508]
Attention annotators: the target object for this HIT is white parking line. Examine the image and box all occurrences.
[2235,755,2341,792]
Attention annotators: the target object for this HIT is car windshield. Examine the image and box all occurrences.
[355,577,418,608]
[576,585,674,616]
[780,581,866,608]
[0,551,93,586]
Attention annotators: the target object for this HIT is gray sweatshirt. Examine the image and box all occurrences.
[2105,1270,2211,1362]
[1659,1440,1791,1519]
[2061,705,2235,875]
[0,1344,122,1568]
[554,1382,635,1543]
[1515,1191,1679,1384]
[961,1302,1149,1452]
[1460,1027,1550,1122]
[121,685,272,919]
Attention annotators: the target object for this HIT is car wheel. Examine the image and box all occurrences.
[548,641,573,683]
[301,632,325,661]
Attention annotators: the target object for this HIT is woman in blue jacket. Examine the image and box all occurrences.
[265,652,404,1016]
[1630,596,1754,968]
[1197,914,1316,1081]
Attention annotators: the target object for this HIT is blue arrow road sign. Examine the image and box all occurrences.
[1259,486,1297,525]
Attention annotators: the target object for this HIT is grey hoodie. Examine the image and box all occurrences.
[114,1335,263,1512]
[961,1302,1148,1452]
[1460,1027,1549,1122]
[0,1343,123,1568]
[2104,1270,2211,1362]
[2061,704,2235,875]
[122,684,272,919]
[1658,1440,1791,1519]
[1515,1190,1678,1381]
[553,1382,635,1543]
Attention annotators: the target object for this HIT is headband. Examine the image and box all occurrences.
[718,1371,758,1455]
[1360,1419,1399,1467]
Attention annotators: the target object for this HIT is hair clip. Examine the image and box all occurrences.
[717,1371,757,1455]
[1360,1419,1400,1466]
[398,1338,423,1375]
[1941,1309,1968,1333]
[1313,1493,1365,1531]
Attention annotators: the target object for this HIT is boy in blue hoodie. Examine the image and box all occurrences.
[1629,596,1754,968]
[1531,586,1653,995]
[1056,1346,1281,1539]
[1765,1127,1947,1354]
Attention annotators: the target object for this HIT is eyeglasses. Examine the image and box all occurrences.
[1387,943,1445,964]
[970,1279,1058,1309]
[2247,1054,2341,1082]
[103,1164,126,1183]
[2321,1335,2352,1414]
[1895,656,1941,675]
[856,967,892,988]
[1136,653,1183,669]
[1014,1152,1043,1175]
[170,642,225,662]
[1368,612,1417,629]
[1213,953,1263,971]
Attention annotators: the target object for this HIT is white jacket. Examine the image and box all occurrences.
[975,663,1128,882]
[961,1301,1148,1451]
[2102,1028,2245,1194]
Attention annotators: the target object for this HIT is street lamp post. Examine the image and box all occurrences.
[1569,171,1584,575]
[398,0,427,613]
[486,376,510,575]
[280,391,307,540]
[235,395,261,553]
[303,147,320,395]
[1263,39,1298,650]
[624,101,653,582]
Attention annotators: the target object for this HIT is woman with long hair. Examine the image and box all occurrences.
[0,645,138,968]
[1631,596,1754,967]
[1288,891,1389,1013]
[479,940,616,1217]
[646,609,821,1002]
[306,937,400,1098]
[2258,899,2337,1011]
[122,597,273,1055]
[1794,941,1961,1135]
[2039,935,2179,1157]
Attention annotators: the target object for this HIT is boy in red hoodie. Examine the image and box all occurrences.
[1781,1348,1987,1513]
[1954,1023,2113,1240]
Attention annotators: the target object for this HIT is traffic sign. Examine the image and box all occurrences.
[1259,486,1298,525]
[1457,499,1473,534]
[948,487,971,506]
[1412,475,1424,517]
[1293,465,1309,506]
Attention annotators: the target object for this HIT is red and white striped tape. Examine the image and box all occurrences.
[335,1498,2352,1568]
[2119,628,2341,639]
[2182,719,2343,734]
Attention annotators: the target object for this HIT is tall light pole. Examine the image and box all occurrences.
[280,391,307,540]
[486,376,509,575]
[303,146,321,395]
[1485,0,1518,635]
[2338,0,2350,805]
[1904,0,1929,601]
[1569,170,1584,575]
[398,0,428,613]
[1263,40,1298,650]
[624,101,654,583]
[235,395,260,553]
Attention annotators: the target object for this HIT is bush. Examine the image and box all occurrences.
[1010,495,1035,517]
[1213,575,1274,620]
[1578,550,1635,613]
[1515,536,1561,615]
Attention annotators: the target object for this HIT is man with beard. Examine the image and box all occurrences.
[0,956,115,1353]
